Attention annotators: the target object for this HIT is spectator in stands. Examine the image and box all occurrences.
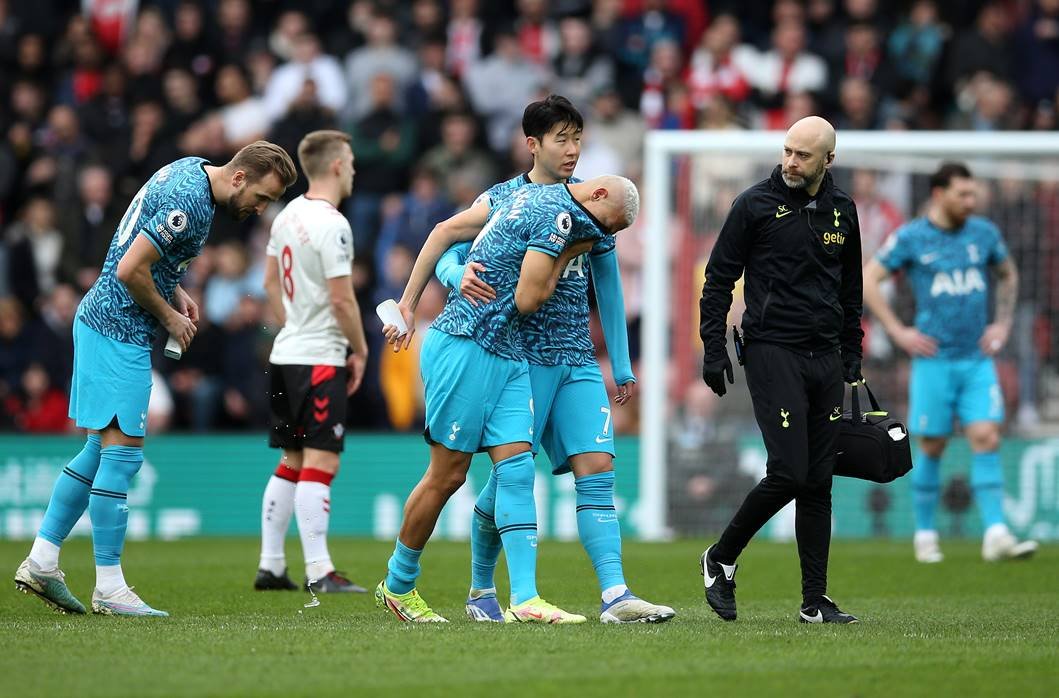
[349,72,418,253]
[589,85,646,175]
[641,39,689,128]
[264,32,346,121]
[888,0,946,89]
[745,21,828,130]
[345,11,417,120]
[120,100,179,191]
[63,164,119,292]
[162,67,204,136]
[375,168,452,273]
[269,10,309,62]
[516,0,559,66]
[78,63,131,163]
[616,0,685,78]
[4,196,62,303]
[807,0,846,68]
[948,73,1020,131]
[836,77,878,130]
[446,0,483,78]
[165,1,216,86]
[214,63,270,152]
[215,0,254,64]
[406,37,449,117]
[417,111,496,200]
[0,297,55,400]
[3,361,69,433]
[38,282,76,387]
[552,16,614,111]
[1014,0,1059,106]
[406,0,445,50]
[836,23,894,99]
[203,241,261,326]
[685,14,755,113]
[464,26,549,153]
[945,2,1014,89]
[267,79,337,190]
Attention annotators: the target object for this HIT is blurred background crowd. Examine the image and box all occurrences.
[2,0,1059,434]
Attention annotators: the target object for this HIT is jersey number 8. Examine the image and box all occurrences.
[281,245,295,300]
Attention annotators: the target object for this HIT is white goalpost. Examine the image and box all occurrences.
[637,130,1059,541]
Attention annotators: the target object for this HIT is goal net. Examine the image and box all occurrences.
[637,131,1059,541]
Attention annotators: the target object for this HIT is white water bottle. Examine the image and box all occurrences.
[164,334,183,360]
[375,299,409,336]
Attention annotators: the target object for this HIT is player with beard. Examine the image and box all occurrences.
[16,142,297,616]
[698,117,864,624]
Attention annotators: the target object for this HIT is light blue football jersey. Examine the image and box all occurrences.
[877,215,1008,358]
[432,183,607,360]
[442,173,614,366]
[79,157,216,347]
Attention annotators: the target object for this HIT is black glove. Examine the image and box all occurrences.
[702,352,735,397]
[843,357,863,384]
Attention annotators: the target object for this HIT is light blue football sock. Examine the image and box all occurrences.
[494,452,538,605]
[575,471,626,594]
[385,540,422,595]
[971,451,1005,529]
[911,449,941,531]
[89,445,143,566]
[38,434,102,546]
[470,467,501,592]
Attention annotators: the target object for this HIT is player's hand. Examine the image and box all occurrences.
[382,301,415,353]
[164,311,196,352]
[615,381,635,406]
[892,325,938,357]
[346,352,367,396]
[842,357,863,384]
[173,285,199,324]
[702,353,734,397]
[979,322,1011,356]
[460,262,495,306]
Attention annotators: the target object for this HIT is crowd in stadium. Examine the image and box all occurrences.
[1,0,1058,433]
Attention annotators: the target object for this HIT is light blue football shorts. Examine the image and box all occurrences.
[68,314,153,437]
[529,363,615,475]
[420,329,533,453]
[909,356,1004,436]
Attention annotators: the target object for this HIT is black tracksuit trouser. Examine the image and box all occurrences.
[713,342,844,602]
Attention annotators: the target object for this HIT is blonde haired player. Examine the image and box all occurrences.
[255,131,370,593]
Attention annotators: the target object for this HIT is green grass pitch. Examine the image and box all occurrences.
[1,538,1055,697]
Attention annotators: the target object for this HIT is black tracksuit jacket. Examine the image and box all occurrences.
[699,165,864,364]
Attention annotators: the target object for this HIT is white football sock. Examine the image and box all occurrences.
[95,564,127,596]
[29,537,61,570]
[259,475,296,575]
[295,480,334,581]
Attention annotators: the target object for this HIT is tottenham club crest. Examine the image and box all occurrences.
[166,209,188,233]
[555,211,572,237]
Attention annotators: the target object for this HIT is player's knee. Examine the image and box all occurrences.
[495,452,535,491]
[968,428,1000,453]
[302,448,339,474]
[919,437,947,459]
[570,453,613,478]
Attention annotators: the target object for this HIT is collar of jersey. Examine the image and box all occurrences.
[563,183,608,235]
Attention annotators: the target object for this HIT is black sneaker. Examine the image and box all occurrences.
[306,571,368,593]
[254,568,298,591]
[799,595,859,624]
[700,545,738,621]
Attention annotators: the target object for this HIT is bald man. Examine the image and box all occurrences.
[697,116,864,624]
